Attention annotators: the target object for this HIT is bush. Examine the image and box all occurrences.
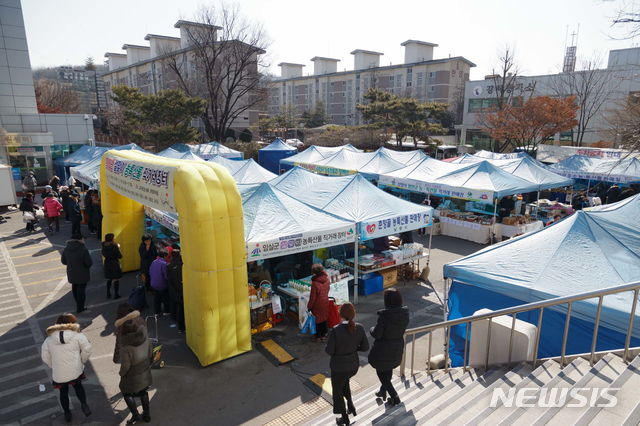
[304,125,386,151]
[238,128,253,143]
[226,141,262,161]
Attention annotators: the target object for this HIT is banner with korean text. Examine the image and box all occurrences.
[104,152,177,212]
[359,211,432,241]
[379,175,494,204]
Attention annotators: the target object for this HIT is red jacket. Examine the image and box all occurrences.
[43,197,63,218]
[307,272,330,323]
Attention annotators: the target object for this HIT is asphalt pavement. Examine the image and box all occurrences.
[0,208,484,425]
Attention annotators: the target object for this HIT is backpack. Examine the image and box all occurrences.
[128,285,147,311]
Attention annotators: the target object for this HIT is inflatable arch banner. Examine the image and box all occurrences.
[99,150,250,366]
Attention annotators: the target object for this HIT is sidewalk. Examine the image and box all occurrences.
[0,208,483,425]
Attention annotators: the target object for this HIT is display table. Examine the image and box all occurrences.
[438,216,495,244]
[499,220,544,238]
[277,276,351,328]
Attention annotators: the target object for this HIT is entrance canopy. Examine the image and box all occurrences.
[547,155,640,183]
[444,194,640,332]
[270,167,432,240]
[450,155,573,191]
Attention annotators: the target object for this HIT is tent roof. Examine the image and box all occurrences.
[315,149,377,172]
[358,150,407,175]
[444,194,640,331]
[280,146,326,166]
[69,155,102,187]
[189,142,243,158]
[242,183,355,245]
[451,154,573,190]
[231,159,277,184]
[474,150,529,160]
[377,147,427,165]
[313,144,363,157]
[207,155,246,175]
[548,155,640,183]
[270,167,432,229]
[260,138,297,152]
[157,148,205,161]
[55,146,107,166]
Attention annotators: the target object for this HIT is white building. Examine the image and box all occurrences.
[268,40,475,125]
[101,21,265,137]
[458,47,640,150]
[0,0,96,187]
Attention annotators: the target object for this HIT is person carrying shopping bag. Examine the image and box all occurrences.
[307,264,330,342]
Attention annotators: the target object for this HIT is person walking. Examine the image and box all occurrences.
[40,184,58,201]
[43,193,63,234]
[41,313,92,423]
[307,264,330,342]
[113,303,147,364]
[69,192,83,237]
[138,235,157,289]
[168,248,185,333]
[149,249,170,316]
[22,170,37,194]
[61,233,93,313]
[102,233,123,299]
[85,190,96,234]
[325,303,369,425]
[90,192,103,239]
[19,192,38,232]
[49,175,61,193]
[368,288,410,406]
[119,319,152,424]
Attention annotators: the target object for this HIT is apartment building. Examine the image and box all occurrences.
[458,47,640,149]
[268,40,475,126]
[101,21,265,135]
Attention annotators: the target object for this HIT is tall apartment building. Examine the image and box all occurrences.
[34,65,108,114]
[268,40,475,126]
[458,47,640,149]
[101,21,265,135]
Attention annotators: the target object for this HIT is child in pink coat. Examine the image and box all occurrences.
[43,193,63,233]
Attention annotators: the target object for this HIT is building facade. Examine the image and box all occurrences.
[101,22,264,136]
[33,65,108,114]
[268,40,475,126]
[0,0,95,187]
[458,47,640,149]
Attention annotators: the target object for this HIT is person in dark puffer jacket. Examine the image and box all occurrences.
[119,319,152,424]
[61,233,93,313]
[368,288,410,406]
[113,303,147,364]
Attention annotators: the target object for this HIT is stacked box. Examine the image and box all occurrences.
[380,268,398,288]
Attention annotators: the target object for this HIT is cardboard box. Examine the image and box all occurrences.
[380,268,398,288]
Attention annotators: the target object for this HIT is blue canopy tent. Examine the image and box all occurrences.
[258,138,297,174]
[69,155,102,188]
[443,194,640,366]
[279,146,326,172]
[54,146,107,183]
[450,155,573,191]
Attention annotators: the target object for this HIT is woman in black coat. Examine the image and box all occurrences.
[138,235,157,289]
[102,233,123,299]
[368,288,410,406]
[325,303,369,425]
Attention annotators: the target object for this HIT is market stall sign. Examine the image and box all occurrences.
[553,170,636,184]
[299,163,355,176]
[379,176,494,204]
[359,211,432,241]
[247,225,356,261]
[145,206,179,234]
[104,152,177,212]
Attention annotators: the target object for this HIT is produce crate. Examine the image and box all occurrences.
[379,267,398,288]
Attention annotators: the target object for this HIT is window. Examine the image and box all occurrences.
[559,130,573,141]
[468,99,483,113]
[407,82,412,87]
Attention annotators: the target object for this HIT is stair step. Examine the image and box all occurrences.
[579,354,640,425]
[537,353,625,425]
[495,357,590,426]
[468,360,561,426]
[429,363,533,425]
[305,368,453,426]
[355,368,473,426]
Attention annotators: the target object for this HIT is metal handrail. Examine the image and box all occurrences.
[400,280,640,377]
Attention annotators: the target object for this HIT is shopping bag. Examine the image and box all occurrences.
[35,209,44,220]
[301,312,316,335]
[22,212,35,223]
[327,298,340,328]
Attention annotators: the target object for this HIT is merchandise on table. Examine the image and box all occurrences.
[248,281,274,334]
[345,242,426,272]
[526,200,574,220]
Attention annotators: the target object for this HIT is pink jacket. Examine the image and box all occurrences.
[43,197,63,218]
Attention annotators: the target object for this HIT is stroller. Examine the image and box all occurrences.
[146,315,165,369]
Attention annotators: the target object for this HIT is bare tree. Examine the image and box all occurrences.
[606,93,640,155]
[161,4,269,142]
[612,3,640,39]
[34,79,81,113]
[550,56,616,147]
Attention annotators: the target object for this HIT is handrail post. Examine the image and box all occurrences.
[427,332,432,375]
[624,289,639,363]
[507,313,516,367]
[561,302,573,368]
[444,326,450,373]
[410,334,416,377]
[485,318,492,370]
[400,334,407,377]
[532,308,544,368]
[590,296,604,366]
[463,322,470,372]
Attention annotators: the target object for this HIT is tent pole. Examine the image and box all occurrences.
[492,197,498,244]
[427,220,434,265]
[586,179,591,195]
[353,236,359,304]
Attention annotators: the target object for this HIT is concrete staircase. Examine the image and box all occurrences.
[305,353,640,425]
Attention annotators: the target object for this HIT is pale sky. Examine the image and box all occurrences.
[21,0,640,79]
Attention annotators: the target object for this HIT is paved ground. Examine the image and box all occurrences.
[0,208,484,426]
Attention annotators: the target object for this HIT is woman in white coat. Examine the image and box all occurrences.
[41,313,92,423]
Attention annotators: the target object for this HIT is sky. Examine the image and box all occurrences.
[21,0,640,79]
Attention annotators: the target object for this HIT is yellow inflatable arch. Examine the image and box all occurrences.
[99,150,250,366]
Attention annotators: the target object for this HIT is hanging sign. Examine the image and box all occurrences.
[379,176,494,204]
[246,225,356,261]
[359,211,432,241]
[104,152,177,212]
[144,206,179,234]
